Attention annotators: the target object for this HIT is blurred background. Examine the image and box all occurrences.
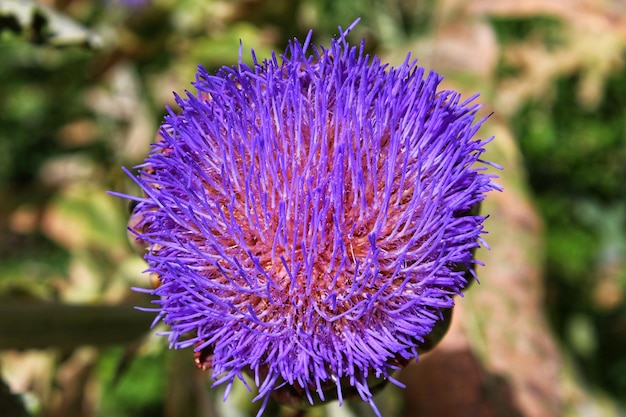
[0,0,625,416]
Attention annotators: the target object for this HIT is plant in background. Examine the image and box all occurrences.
[117,20,499,416]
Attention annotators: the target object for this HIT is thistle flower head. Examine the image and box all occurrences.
[122,22,499,415]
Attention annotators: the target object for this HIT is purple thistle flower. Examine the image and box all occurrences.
[120,21,499,415]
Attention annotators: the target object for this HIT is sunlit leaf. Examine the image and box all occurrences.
[0,0,101,48]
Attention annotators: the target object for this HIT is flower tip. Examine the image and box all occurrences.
[341,17,362,37]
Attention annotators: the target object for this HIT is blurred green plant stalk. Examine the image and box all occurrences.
[0,302,152,349]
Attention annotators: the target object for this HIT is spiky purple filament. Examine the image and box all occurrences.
[124,25,499,415]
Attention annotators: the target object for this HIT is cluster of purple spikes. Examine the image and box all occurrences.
[121,22,499,416]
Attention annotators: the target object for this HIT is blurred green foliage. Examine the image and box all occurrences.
[513,55,626,399]
[97,346,168,417]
